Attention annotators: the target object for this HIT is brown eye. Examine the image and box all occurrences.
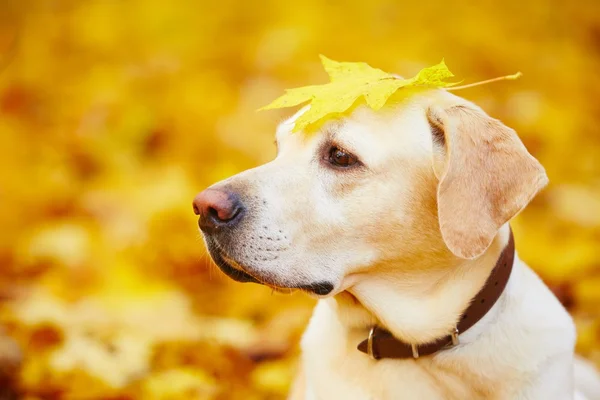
[328,146,358,167]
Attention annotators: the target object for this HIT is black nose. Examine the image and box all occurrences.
[192,189,244,231]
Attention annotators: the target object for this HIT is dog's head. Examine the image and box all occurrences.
[193,91,547,297]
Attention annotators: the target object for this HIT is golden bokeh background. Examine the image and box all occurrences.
[0,0,599,398]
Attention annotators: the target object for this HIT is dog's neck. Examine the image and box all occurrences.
[331,224,511,345]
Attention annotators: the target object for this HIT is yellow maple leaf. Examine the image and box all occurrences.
[259,55,459,132]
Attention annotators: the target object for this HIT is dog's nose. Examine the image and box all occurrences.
[193,189,244,230]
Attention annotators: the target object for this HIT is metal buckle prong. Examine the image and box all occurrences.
[451,327,460,346]
[367,326,376,360]
[411,344,419,359]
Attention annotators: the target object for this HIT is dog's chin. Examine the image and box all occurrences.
[204,239,335,296]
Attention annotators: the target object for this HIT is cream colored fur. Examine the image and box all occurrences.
[202,90,600,399]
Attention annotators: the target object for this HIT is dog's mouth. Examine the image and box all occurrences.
[204,238,334,296]
[205,238,260,284]
[206,238,294,292]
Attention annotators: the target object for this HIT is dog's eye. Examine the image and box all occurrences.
[328,146,358,168]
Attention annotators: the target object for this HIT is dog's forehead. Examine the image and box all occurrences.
[275,102,434,162]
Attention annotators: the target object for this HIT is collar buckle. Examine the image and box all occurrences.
[367,326,377,360]
[450,327,460,347]
[411,343,419,359]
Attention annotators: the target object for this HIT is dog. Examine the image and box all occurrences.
[193,88,600,399]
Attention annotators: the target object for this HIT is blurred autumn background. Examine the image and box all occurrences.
[0,0,599,398]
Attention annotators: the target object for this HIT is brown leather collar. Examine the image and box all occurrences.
[357,228,515,360]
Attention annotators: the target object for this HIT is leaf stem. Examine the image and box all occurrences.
[446,72,523,91]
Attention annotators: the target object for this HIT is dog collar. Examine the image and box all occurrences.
[357,228,515,360]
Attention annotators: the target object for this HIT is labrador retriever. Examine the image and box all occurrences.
[193,88,600,399]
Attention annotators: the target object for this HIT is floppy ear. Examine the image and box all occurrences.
[427,104,548,259]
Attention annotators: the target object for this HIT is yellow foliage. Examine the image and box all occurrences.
[261,56,458,132]
[251,360,295,395]
[142,368,218,400]
[0,0,598,399]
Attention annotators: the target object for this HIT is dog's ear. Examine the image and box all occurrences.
[427,104,548,259]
